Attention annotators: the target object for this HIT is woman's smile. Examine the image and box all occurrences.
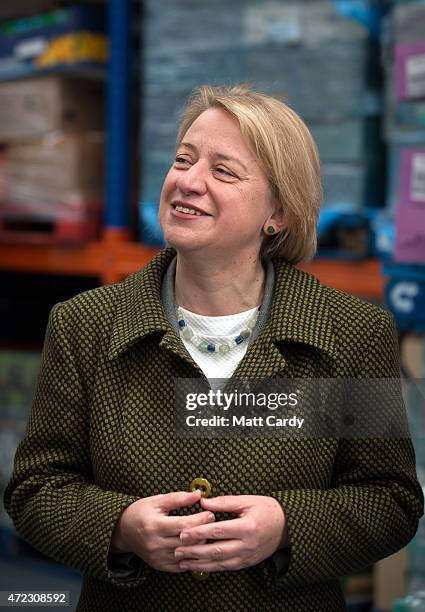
[170,200,213,220]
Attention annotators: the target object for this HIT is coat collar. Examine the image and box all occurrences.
[107,247,337,362]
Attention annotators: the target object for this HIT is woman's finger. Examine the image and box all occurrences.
[175,539,240,562]
[179,517,244,544]
[178,557,244,573]
[159,511,215,537]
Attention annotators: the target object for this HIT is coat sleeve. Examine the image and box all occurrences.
[259,310,424,589]
[3,303,147,588]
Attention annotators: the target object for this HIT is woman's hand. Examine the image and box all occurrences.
[110,490,215,572]
[174,495,288,572]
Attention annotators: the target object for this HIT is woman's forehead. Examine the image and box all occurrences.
[180,109,258,163]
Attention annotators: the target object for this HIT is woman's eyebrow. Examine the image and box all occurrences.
[179,141,248,173]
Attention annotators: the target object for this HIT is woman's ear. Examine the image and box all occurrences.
[264,200,287,235]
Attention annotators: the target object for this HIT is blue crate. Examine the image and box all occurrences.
[0,6,106,81]
[383,260,425,282]
[384,261,425,331]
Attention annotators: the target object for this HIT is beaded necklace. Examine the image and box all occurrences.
[176,305,260,354]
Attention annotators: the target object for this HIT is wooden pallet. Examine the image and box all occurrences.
[0,205,101,245]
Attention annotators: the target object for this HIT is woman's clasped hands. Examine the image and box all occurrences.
[175,494,288,573]
[111,490,288,574]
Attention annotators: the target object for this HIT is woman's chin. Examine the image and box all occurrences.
[162,228,210,253]
[166,241,206,255]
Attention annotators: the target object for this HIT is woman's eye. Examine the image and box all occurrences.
[174,156,190,165]
[215,167,234,177]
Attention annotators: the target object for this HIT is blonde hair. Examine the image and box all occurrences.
[177,84,322,263]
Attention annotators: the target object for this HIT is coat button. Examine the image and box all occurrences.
[191,570,209,581]
[189,477,213,581]
[189,477,212,498]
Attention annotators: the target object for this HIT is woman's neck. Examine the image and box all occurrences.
[174,252,266,316]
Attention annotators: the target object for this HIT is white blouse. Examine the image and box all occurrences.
[176,305,260,383]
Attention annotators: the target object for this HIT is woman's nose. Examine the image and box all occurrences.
[175,162,207,195]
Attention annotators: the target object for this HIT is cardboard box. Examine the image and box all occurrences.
[3,133,105,218]
[0,76,104,143]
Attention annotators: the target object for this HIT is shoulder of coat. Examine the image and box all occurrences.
[320,281,393,338]
[49,280,126,354]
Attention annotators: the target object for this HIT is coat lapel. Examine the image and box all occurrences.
[229,259,337,380]
[107,248,204,376]
[108,249,337,381]
[108,248,176,361]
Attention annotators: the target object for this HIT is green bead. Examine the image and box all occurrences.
[182,327,194,339]
[240,329,251,339]
[219,343,230,354]
[198,341,209,352]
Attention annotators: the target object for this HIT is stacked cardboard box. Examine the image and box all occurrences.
[0,76,104,142]
[0,75,105,243]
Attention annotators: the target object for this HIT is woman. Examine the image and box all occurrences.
[4,85,424,611]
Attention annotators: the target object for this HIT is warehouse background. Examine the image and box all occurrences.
[0,1,424,610]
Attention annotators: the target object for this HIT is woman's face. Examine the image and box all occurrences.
[159,107,280,260]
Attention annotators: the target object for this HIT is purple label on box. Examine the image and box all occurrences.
[395,148,425,264]
[395,41,425,101]
[400,148,425,206]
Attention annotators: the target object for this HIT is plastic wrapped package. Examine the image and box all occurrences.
[144,47,245,99]
[311,117,385,209]
[145,41,375,121]
[321,163,368,210]
[144,0,369,56]
[245,41,378,120]
[144,0,245,55]
[310,120,366,163]
[393,0,425,44]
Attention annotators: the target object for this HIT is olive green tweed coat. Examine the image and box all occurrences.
[4,248,424,612]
